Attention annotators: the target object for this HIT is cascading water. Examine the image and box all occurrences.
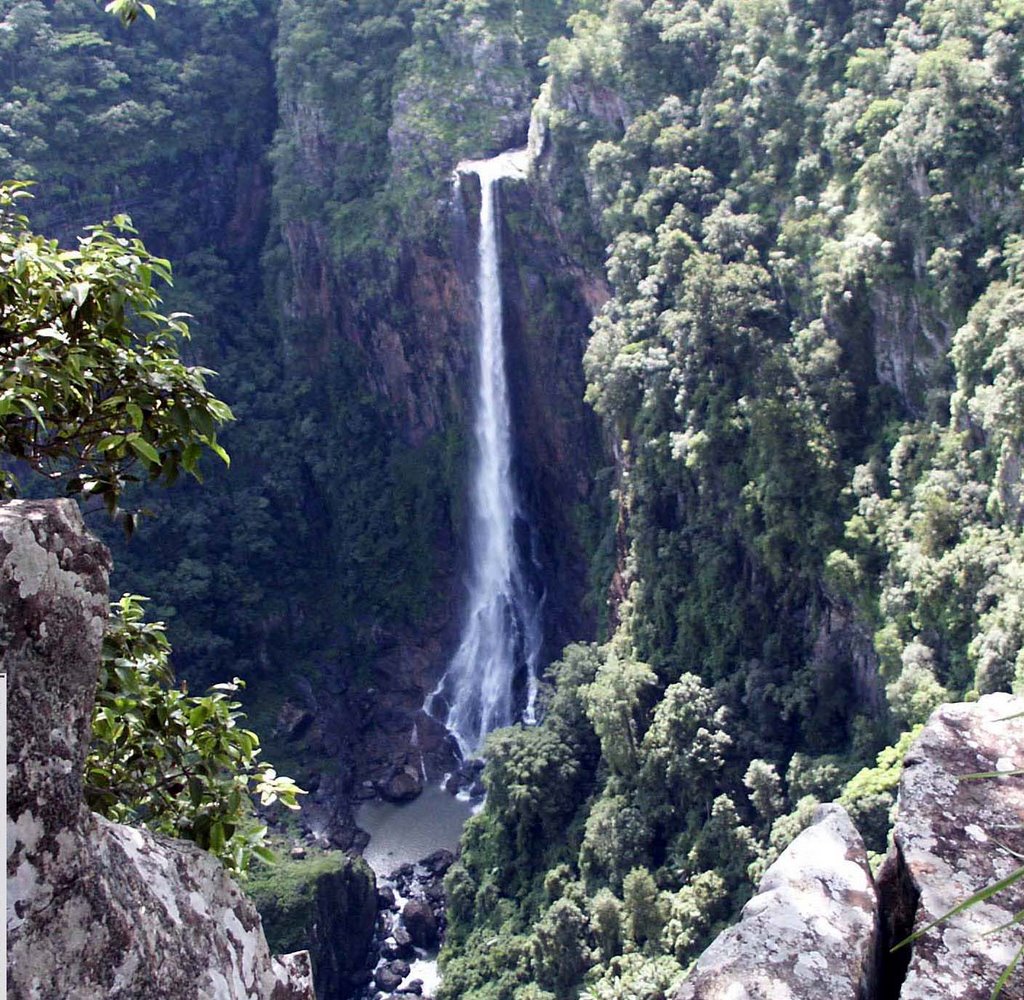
[427,149,544,759]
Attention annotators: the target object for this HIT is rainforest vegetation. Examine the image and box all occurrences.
[3,0,1024,997]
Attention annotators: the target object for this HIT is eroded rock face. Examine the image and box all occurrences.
[3,499,313,1000]
[880,693,1024,1000]
[673,803,878,1000]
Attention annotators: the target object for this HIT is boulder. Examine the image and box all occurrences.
[879,694,1024,1000]
[420,848,455,878]
[3,499,313,1000]
[393,925,415,954]
[673,803,877,1000]
[375,965,404,992]
[402,898,439,949]
[383,768,423,803]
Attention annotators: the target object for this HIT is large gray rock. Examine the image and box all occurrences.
[3,500,314,1000]
[879,694,1024,1000]
[673,803,877,1000]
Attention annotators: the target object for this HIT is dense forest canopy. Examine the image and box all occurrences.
[4,0,1024,997]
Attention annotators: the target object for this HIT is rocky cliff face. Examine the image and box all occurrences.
[265,3,610,816]
[672,694,1024,1000]
[3,500,314,1000]
[248,853,379,1000]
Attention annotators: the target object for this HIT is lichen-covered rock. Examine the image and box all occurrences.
[673,803,877,1000]
[3,499,313,1000]
[880,693,1024,1000]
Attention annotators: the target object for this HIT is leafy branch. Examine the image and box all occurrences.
[0,181,233,528]
[86,595,306,876]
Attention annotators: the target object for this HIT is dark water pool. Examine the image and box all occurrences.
[356,784,476,877]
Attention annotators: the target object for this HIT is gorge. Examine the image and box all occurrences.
[5,0,1024,998]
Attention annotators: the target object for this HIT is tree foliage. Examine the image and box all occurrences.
[0,182,232,523]
[86,594,305,876]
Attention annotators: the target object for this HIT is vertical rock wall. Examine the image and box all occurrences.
[3,500,314,1000]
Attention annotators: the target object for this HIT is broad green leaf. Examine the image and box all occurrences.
[128,436,160,464]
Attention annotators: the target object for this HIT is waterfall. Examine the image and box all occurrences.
[427,149,544,758]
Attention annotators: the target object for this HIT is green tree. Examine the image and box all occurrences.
[0,183,232,524]
[532,897,593,998]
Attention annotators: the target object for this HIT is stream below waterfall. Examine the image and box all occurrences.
[356,785,476,877]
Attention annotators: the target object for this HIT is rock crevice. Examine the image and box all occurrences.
[674,695,1024,1000]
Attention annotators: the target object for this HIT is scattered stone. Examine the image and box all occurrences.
[291,845,307,860]
[673,803,877,1000]
[399,980,424,996]
[420,849,455,878]
[377,886,398,911]
[879,694,1024,1000]
[393,926,415,954]
[402,899,439,949]
[375,965,404,992]
[388,958,411,979]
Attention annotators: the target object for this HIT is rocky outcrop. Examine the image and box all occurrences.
[673,803,878,1000]
[672,697,1024,1000]
[878,693,1024,1000]
[3,499,313,1000]
[248,852,379,1000]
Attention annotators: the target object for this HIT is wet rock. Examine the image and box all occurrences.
[393,926,415,954]
[673,803,877,1000]
[383,768,423,803]
[3,500,314,1000]
[402,899,439,949]
[377,885,398,911]
[421,848,455,878]
[375,965,404,992]
[399,980,424,996]
[881,694,1024,1000]
[388,958,411,979]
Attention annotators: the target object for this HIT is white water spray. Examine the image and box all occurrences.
[427,149,544,758]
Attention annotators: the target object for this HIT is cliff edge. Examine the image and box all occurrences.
[4,499,314,1000]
